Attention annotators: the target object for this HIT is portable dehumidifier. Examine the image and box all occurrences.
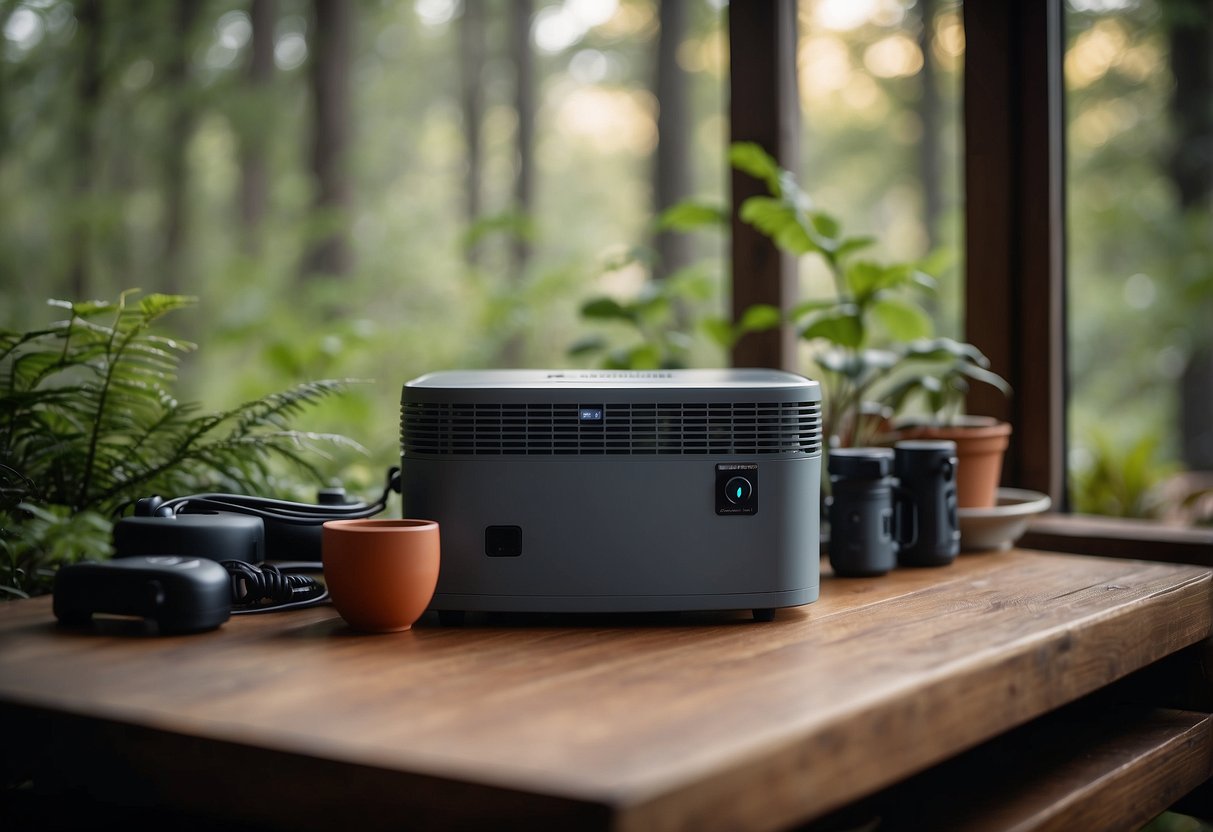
[399,369,822,620]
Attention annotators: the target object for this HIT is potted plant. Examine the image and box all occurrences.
[729,143,1013,507]
[876,340,1013,508]
[568,143,1014,508]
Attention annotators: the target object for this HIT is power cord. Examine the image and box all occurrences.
[158,467,402,524]
[221,561,328,614]
[119,467,403,524]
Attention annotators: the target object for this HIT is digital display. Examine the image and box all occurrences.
[579,408,604,422]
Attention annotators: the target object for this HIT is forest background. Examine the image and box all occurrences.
[1,0,1209,521]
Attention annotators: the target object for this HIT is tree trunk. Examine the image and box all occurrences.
[0,4,14,161]
[497,0,535,368]
[240,0,276,255]
[1167,0,1213,470]
[916,0,941,252]
[511,0,535,276]
[460,0,486,266]
[68,0,103,300]
[653,0,693,279]
[302,0,353,279]
[162,1,201,294]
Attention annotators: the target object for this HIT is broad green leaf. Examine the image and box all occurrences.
[901,337,989,364]
[627,343,662,369]
[737,196,788,230]
[845,261,885,300]
[916,246,956,279]
[808,212,840,251]
[774,222,817,256]
[801,310,863,348]
[738,198,816,255]
[656,200,729,231]
[835,236,876,260]
[701,316,736,349]
[957,361,1013,397]
[845,261,925,300]
[881,375,943,414]
[580,297,635,322]
[815,347,892,378]
[729,142,781,194]
[636,293,671,321]
[789,298,839,320]
[738,304,783,333]
[870,297,934,341]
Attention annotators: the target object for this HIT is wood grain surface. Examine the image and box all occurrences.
[809,700,1213,832]
[0,550,1209,831]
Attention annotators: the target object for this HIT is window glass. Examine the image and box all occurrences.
[798,0,965,342]
[1065,0,1213,524]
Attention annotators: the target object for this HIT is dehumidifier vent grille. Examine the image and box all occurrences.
[401,401,822,457]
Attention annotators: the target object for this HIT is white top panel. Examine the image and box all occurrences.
[406,369,814,390]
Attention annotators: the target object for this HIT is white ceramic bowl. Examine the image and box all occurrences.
[957,487,1052,552]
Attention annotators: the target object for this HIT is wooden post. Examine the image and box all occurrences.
[728,0,800,371]
[963,0,1068,506]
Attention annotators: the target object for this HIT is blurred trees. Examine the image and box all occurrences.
[0,0,1207,520]
[239,0,275,252]
[303,0,353,278]
[163,1,201,292]
[1066,0,1212,519]
[510,0,535,267]
[653,0,692,279]
[459,0,485,265]
[66,0,102,299]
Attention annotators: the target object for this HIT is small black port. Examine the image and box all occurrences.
[485,525,522,557]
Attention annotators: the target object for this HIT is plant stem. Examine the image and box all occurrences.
[76,300,129,512]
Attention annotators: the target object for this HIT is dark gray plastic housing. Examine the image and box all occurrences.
[400,370,822,615]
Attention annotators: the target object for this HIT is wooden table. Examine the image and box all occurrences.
[1,549,1210,831]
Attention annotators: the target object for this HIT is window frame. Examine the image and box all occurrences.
[726,0,1213,562]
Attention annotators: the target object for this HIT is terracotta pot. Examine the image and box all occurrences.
[895,417,1012,509]
[322,519,440,633]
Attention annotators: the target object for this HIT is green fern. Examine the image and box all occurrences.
[0,291,362,597]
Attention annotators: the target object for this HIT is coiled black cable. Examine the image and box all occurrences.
[221,561,328,614]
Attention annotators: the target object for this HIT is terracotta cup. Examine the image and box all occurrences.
[322,519,440,633]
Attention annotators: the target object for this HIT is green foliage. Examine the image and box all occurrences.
[733,144,1010,446]
[568,197,731,370]
[460,210,537,254]
[0,291,359,597]
[569,261,719,370]
[655,201,729,232]
[1071,430,1179,519]
[568,147,1006,446]
[879,339,1014,421]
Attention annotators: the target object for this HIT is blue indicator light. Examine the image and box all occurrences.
[735,485,743,499]
[579,408,603,422]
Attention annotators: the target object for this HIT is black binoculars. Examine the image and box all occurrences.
[827,440,960,578]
